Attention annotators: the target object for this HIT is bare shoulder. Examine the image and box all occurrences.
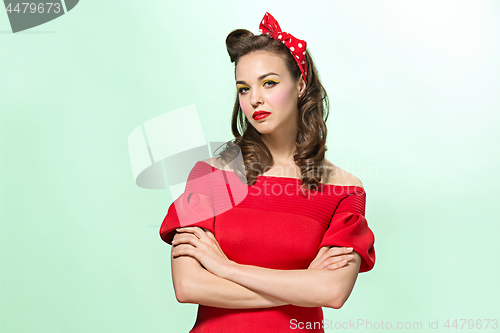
[201,157,233,172]
[322,158,364,188]
[201,157,215,167]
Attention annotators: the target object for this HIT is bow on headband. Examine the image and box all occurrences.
[259,12,308,84]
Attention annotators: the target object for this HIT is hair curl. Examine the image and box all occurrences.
[214,28,330,195]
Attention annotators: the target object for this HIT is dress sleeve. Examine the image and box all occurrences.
[159,161,216,245]
[318,188,376,273]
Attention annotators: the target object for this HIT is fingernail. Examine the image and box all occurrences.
[346,247,353,251]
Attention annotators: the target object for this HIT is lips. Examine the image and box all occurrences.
[253,111,271,120]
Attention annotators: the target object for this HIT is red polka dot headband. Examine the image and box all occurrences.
[259,12,308,84]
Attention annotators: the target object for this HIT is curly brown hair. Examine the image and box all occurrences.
[214,28,330,195]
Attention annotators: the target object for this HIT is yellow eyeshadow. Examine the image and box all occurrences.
[262,80,279,86]
[237,80,279,91]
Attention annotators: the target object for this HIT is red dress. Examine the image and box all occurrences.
[160,161,375,333]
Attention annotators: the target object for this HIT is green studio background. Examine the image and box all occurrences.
[1,1,499,332]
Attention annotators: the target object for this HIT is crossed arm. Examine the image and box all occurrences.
[170,227,361,309]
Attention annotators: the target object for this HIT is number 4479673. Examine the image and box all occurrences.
[443,319,498,330]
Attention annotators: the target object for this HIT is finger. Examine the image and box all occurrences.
[172,233,202,248]
[314,246,334,262]
[204,230,218,244]
[204,230,220,247]
[325,260,348,270]
[175,226,207,240]
[315,246,342,264]
[196,228,218,247]
[172,245,199,259]
[319,247,354,263]
[320,254,355,269]
[173,230,195,241]
[203,230,228,259]
[172,233,198,242]
[317,246,330,257]
[173,230,219,257]
[327,246,353,256]
[172,232,182,241]
[308,247,332,269]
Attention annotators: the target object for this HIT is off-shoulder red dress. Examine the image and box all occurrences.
[160,160,375,333]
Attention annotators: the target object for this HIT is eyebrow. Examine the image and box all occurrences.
[236,72,280,85]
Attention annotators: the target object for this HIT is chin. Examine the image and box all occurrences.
[254,126,275,135]
[250,119,276,134]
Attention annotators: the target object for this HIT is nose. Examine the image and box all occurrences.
[250,88,264,107]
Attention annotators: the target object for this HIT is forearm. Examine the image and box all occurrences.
[171,245,289,309]
[221,261,358,309]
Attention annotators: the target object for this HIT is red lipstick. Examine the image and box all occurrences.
[253,110,271,120]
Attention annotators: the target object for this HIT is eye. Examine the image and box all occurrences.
[263,80,278,87]
[238,86,249,94]
[237,80,278,95]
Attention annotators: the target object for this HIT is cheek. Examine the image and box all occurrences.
[239,97,251,117]
[268,89,293,107]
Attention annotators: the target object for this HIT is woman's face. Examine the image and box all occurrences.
[235,51,305,134]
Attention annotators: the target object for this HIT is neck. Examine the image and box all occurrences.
[260,125,298,165]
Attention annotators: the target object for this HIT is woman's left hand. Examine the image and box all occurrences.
[172,226,235,278]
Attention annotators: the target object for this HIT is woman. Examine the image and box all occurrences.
[159,12,375,333]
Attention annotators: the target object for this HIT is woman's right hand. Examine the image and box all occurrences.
[308,246,355,270]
